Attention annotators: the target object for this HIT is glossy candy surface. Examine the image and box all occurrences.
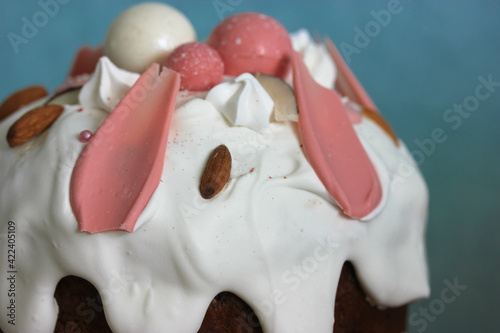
[104,3,196,73]
[207,12,292,78]
[165,42,224,91]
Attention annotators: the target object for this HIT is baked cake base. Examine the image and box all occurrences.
[6,262,406,332]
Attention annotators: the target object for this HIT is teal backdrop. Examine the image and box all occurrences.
[1,1,499,332]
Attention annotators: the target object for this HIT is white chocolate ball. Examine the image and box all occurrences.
[104,3,196,73]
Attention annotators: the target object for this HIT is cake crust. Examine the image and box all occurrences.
[5,262,405,333]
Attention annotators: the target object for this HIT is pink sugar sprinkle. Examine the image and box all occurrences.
[79,130,92,143]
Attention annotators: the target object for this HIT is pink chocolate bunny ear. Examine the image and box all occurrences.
[70,64,180,233]
[53,45,104,95]
[68,45,104,78]
[292,50,382,219]
[324,38,378,111]
[325,38,399,146]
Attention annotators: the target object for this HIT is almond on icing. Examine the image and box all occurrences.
[200,144,232,199]
[0,85,48,121]
[7,105,64,147]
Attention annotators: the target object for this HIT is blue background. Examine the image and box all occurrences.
[1,1,499,332]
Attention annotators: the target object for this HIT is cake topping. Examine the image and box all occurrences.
[362,107,399,146]
[6,104,63,147]
[291,50,383,219]
[290,29,337,89]
[78,130,92,143]
[343,100,363,124]
[255,73,298,122]
[45,86,81,106]
[323,38,399,145]
[207,12,292,79]
[51,46,105,96]
[200,144,232,199]
[206,73,274,132]
[164,42,224,91]
[0,85,48,121]
[70,64,180,234]
[67,45,104,79]
[325,38,378,111]
[104,2,196,73]
[79,56,140,113]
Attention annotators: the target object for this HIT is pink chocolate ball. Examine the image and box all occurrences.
[207,12,292,79]
[164,42,224,91]
[79,130,92,143]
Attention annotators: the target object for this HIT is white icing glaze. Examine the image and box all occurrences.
[290,29,337,89]
[0,31,428,333]
[79,56,140,113]
[206,73,274,132]
[0,87,428,333]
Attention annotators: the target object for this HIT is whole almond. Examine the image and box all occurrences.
[7,105,64,148]
[0,85,48,121]
[362,107,399,146]
[200,144,232,199]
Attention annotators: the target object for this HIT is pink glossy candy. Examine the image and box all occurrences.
[164,42,224,91]
[78,130,92,143]
[207,12,292,79]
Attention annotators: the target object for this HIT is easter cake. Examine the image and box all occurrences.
[0,3,429,333]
